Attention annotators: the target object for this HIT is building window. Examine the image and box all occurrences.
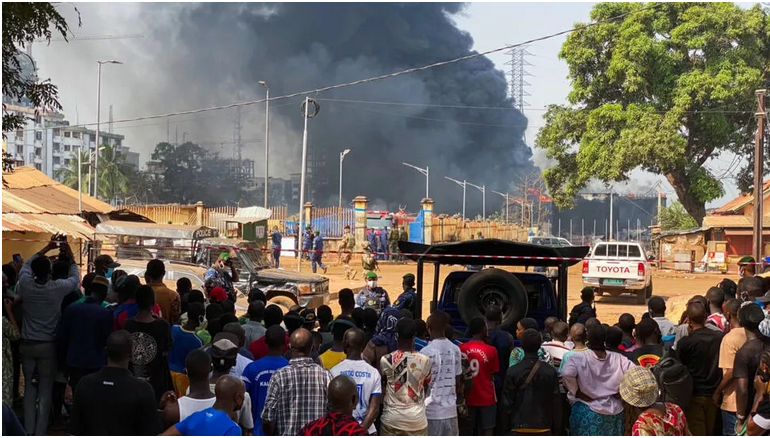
[34,163,41,171]
[64,131,71,138]
[15,130,23,138]
[35,115,41,124]
[53,142,60,152]
[83,134,89,143]
[35,131,42,141]
[35,148,41,157]
[53,128,61,136]
[72,132,80,139]
[64,159,71,166]
[53,156,60,165]
[64,144,71,152]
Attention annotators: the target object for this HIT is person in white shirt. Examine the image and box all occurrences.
[330,328,382,434]
[541,321,571,369]
[420,311,463,436]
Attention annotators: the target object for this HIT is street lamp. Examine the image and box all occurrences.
[445,176,467,220]
[77,145,105,211]
[94,59,122,200]
[466,181,486,220]
[339,149,351,209]
[402,162,429,199]
[492,190,510,223]
[259,81,270,208]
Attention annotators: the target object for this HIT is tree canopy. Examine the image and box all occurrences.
[536,2,770,225]
[659,201,699,231]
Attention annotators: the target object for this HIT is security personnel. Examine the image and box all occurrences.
[355,271,390,315]
[387,225,400,261]
[393,273,418,317]
[338,225,356,280]
[361,241,378,273]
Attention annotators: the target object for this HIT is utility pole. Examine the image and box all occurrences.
[492,191,510,223]
[609,190,614,242]
[754,89,767,262]
[298,97,311,272]
[657,179,662,227]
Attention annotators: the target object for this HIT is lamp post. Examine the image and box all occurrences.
[492,190,510,223]
[402,162,429,199]
[339,149,350,209]
[259,81,270,208]
[466,181,486,220]
[94,60,122,199]
[445,176,467,220]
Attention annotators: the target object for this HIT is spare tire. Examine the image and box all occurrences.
[457,268,528,332]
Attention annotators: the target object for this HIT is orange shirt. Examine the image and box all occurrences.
[150,283,181,324]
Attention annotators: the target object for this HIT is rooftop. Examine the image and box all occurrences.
[712,180,770,215]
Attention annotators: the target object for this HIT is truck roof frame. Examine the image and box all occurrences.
[398,239,591,321]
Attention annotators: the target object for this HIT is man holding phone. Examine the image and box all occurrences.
[15,238,80,435]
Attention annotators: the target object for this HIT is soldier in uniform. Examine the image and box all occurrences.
[387,225,399,261]
[393,273,418,317]
[397,226,408,262]
[361,240,379,274]
[302,226,313,260]
[355,271,390,315]
[338,225,357,280]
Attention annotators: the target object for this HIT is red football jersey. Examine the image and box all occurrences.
[460,339,499,406]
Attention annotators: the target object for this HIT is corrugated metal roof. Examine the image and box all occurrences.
[713,180,770,214]
[702,215,770,228]
[2,166,113,214]
[2,213,94,238]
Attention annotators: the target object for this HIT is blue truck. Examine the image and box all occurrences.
[398,239,590,333]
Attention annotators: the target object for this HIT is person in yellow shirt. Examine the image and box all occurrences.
[320,317,357,370]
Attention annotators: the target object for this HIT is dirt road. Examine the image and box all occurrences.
[310,259,730,325]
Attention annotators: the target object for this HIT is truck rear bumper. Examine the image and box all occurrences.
[582,277,646,290]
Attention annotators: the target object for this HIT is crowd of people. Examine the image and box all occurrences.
[7,237,770,436]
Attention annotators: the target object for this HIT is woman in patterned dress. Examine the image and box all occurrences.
[620,366,691,436]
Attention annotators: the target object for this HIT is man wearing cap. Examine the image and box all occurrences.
[619,366,690,435]
[94,254,120,295]
[302,227,314,261]
[393,273,418,318]
[739,256,757,278]
[205,252,239,303]
[356,272,390,316]
[338,225,356,280]
[57,275,113,392]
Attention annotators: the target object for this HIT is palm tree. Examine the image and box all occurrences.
[55,149,91,194]
[97,143,129,203]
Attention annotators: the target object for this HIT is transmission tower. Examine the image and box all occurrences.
[505,46,532,112]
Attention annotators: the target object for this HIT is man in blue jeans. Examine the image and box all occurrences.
[16,240,80,435]
[270,226,282,269]
[311,231,327,274]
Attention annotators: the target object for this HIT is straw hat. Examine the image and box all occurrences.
[619,366,659,408]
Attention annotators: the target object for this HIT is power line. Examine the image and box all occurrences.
[33,2,665,130]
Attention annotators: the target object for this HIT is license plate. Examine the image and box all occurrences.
[602,279,625,285]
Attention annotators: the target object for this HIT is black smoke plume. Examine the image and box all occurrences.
[137,3,535,214]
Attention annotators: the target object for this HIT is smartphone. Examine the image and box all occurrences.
[12,254,21,264]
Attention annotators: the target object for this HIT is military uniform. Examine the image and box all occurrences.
[361,243,378,272]
[388,226,400,261]
[356,272,390,315]
[397,227,408,262]
[339,230,356,279]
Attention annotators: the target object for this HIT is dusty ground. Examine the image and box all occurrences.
[302,257,730,325]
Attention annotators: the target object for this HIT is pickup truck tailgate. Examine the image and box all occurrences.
[587,261,641,279]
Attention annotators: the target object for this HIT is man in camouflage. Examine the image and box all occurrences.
[397,226,408,262]
[361,241,378,273]
[387,225,400,262]
[338,225,356,280]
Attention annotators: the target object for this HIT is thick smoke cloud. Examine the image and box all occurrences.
[138,2,535,214]
[41,3,536,214]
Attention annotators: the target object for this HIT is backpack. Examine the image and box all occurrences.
[650,348,693,409]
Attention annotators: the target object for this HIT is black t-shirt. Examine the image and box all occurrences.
[69,366,161,436]
[123,318,173,402]
[733,336,770,417]
[630,344,664,369]
[677,326,723,397]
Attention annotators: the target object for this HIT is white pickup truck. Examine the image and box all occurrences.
[582,241,653,304]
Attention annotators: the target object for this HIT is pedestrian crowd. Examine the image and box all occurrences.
[7,238,770,436]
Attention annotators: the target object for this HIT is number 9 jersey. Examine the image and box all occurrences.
[459,339,500,406]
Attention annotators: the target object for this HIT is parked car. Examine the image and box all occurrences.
[582,241,653,304]
[527,236,572,247]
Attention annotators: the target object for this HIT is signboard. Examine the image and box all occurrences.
[192,227,219,240]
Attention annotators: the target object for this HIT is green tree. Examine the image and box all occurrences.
[55,149,90,193]
[2,3,79,134]
[659,201,699,231]
[97,143,129,202]
[536,3,770,226]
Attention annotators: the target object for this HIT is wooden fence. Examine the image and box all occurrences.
[432,217,529,243]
